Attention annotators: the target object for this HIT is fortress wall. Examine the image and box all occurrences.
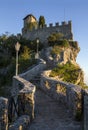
[22,21,73,42]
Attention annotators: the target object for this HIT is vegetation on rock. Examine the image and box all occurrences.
[47,33,63,44]
[0,31,87,96]
[48,33,80,50]
[49,62,84,85]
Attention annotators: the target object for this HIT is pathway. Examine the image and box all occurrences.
[27,87,82,130]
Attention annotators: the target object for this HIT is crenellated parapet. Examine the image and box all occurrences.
[47,20,72,27]
[22,20,73,42]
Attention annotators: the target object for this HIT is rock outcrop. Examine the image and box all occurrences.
[41,42,80,66]
[40,41,84,85]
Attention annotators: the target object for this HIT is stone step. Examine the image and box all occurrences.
[27,88,82,130]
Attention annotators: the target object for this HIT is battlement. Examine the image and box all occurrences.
[47,20,72,27]
[22,20,73,42]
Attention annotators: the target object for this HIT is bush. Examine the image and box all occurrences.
[51,45,61,56]
[48,33,63,46]
[56,39,69,47]
[49,62,80,84]
[20,46,31,60]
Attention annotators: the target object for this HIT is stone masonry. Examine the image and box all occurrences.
[22,19,73,42]
[0,59,88,130]
[84,89,88,130]
[40,70,83,118]
[0,97,8,130]
[9,115,30,130]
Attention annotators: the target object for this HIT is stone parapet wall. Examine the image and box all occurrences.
[9,115,30,130]
[83,89,88,130]
[12,76,36,97]
[19,59,46,81]
[9,59,46,129]
[40,71,83,118]
[11,76,36,120]
[0,59,88,129]
[0,97,8,130]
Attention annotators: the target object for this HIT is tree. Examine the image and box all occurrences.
[20,46,31,60]
[38,16,45,28]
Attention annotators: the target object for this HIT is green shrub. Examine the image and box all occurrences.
[51,45,61,56]
[49,62,80,84]
[55,39,69,48]
[20,46,31,60]
[48,33,64,46]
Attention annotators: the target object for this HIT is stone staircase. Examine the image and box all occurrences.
[27,81,82,130]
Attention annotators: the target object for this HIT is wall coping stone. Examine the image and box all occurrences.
[14,76,36,93]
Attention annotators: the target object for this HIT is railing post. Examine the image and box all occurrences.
[0,97,8,130]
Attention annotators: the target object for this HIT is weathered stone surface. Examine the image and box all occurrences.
[18,91,35,120]
[11,76,36,97]
[9,115,30,130]
[19,59,46,81]
[11,76,36,121]
[40,46,81,70]
[27,89,82,130]
[22,20,73,42]
[40,71,82,118]
[0,97,8,130]
[84,94,88,130]
[0,57,86,130]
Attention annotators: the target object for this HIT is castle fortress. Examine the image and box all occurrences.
[22,14,73,42]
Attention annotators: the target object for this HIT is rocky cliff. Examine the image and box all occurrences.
[40,41,84,86]
[41,41,80,65]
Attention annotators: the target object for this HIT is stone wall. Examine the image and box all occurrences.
[12,76,36,97]
[40,70,83,118]
[6,75,36,130]
[12,76,36,119]
[7,59,46,129]
[9,115,30,130]
[0,97,8,130]
[19,59,46,81]
[22,21,73,42]
[84,89,88,130]
[0,59,88,129]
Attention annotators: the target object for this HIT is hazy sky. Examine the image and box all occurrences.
[0,0,88,84]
